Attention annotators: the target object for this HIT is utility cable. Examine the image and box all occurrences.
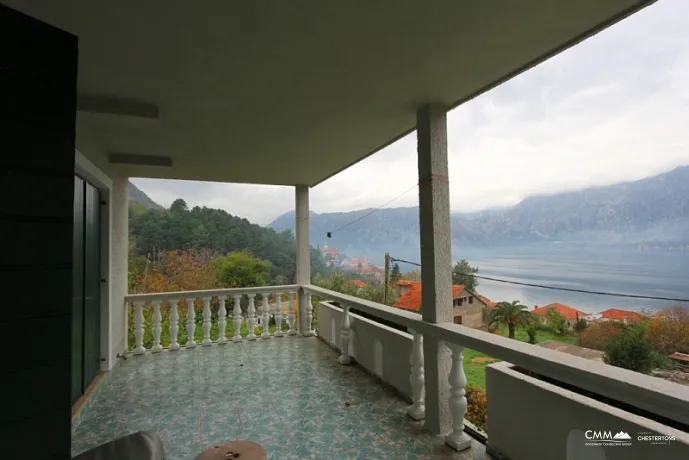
[389,257,689,303]
[326,183,419,237]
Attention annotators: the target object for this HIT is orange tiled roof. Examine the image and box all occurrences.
[479,295,497,309]
[600,308,646,322]
[350,279,368,289]
[393,281,465,311]
[532,303,588,320]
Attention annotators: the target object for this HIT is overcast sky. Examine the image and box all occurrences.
[133,0,689,226]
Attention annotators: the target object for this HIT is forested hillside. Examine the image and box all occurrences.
[129,198,326,284]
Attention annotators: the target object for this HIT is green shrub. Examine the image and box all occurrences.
[546,309,567,335]
[465,385,488,432]
[603,325,655,373]
[525,324,537,344]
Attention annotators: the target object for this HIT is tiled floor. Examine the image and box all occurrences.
[72,336,487,460]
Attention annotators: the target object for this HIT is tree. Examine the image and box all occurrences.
[487,300,531,339]
[405,270,421,281]
[213,251,272,288]
[546,308,567,335]
[604,325,655,373]
[170,198,188,214]
[390,263,401,284]
[452,259,479,291]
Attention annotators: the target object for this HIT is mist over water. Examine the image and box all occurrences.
[458,245,689,313]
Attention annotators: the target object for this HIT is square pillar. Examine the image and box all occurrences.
[295,185,312,335]
[110,176,129,362]
[417,104,452,435]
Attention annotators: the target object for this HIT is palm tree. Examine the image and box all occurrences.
[487,300,532,339]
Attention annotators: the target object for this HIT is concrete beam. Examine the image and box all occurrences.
[77,94,160,119]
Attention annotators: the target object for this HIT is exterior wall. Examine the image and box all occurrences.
[318,302,412,399]
[452,304,483,327]
[486,362,689,460]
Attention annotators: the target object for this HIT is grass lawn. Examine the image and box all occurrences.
[463,326,578,388]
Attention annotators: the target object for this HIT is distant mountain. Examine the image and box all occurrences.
[128,182,162,210]
[270,166,689,262]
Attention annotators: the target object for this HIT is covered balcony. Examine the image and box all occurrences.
[3,1,688,459]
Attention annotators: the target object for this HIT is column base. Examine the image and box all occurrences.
[287,330,297,336]
[232,336,242,343]
[151,345,163,353]
[303,331,316,337]
[217,338,228,345]
[274,331,284,337]
[186,342,197,349]
[338,355,352,365]
[406,404,425,421]
[445,432,472,451]
[133,347,145,355]
[261,333,272,339]
[169,343,180,351]
[247,335,257,341]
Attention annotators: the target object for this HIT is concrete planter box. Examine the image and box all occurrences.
[486,362,689,460]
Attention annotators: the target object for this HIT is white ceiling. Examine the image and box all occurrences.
[4,0,655,186]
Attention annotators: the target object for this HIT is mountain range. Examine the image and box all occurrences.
[270,166,689,262]
[128,182,163,210]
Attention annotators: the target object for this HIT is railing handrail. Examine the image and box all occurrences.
[125,284,300,303]
[306,284,689,427]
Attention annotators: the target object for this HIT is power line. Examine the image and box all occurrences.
[389,257,689,303]
[327,183,418,237]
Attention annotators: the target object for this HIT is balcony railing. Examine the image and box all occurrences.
[124,283,689,456]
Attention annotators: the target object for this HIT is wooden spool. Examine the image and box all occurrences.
[194,440,266,460]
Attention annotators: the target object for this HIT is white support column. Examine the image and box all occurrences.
[232,294,243,342]
[169,299,180,351]
[446,344,472,451]
[338,305,352,365]
[217,296,228,344]
[151,300,163,353]
[303,291,315,337]
[247,294,257,340]
[295,185,310,334]
[186,299,197,348]
[274,294,284,337]
[417,103,453,435]
[261,293,272,338]
[407,329,425,420]
[110,176,129,364]
[133,301,145,355]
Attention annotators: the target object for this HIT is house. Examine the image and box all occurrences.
[394,280,487,327]
[532,303,590,329]
[3,2,676,459]
[479,295,497,309]
[349,279,368,292]
[319,241,340,267]
[590,308,647,323]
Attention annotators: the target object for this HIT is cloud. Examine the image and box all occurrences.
[134,0,689,226]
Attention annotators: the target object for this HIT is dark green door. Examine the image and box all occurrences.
[72,177,85,403]
[72,176,101,403]
[83,181,101,386]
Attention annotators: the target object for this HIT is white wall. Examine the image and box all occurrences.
[486,362,689,460]
[318,302,413,399]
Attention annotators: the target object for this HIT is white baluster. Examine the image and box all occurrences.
[169,299,180,351]
[151,300,163,353]
[232,294,243,342]
[273,294,284,338]
[202,296,212,346]
[247,294,257,340]
[407,329,425,420]
[338,305,352,365]
[217,296,228,344]
[186,299,197,348]
[133,301,145,355]
[445,344,472,451]
[287,291,297,336]
[261,293,272,338]
[304,291,315,337]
